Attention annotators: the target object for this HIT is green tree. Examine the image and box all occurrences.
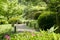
[0,0,22,20]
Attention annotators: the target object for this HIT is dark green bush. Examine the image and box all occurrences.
[38,11,56,30]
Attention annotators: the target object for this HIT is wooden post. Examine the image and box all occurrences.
[14,26,16,33]
[14,21,18,33]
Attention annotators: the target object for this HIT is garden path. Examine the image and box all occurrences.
[14,24,36,32]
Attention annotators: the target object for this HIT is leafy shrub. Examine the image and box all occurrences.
[38,11,56,30]
[30,20,39,29]
[0,20,8,24]
[1,31,60,40]
[8,17,22,24]
[25,20,39,30]
[0,0,23,20]
[34,11,41,20]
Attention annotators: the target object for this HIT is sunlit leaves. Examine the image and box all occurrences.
[0,0,23,20]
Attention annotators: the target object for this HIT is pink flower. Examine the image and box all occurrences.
[4,35,10,40]
[31,33,35,36]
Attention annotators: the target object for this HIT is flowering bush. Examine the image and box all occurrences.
[4,34,10,40]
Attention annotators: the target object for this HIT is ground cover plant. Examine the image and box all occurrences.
[0,24,60,40]
[0,30,60,40]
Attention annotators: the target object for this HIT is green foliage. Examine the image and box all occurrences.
[0,0,7,3]
[34,11,41,20]
[1,31,60,40]
[0,0,60,33]
[43,0,60,13]
[0,20,8,24]
[38,11,56,30]
[19,0,43,6]
[8,17,22,24]
[0,16,8,24]
[0,0,23,20]
[26,20,39,30]
[0,24,12,34]
[30,20,39,30]
[24,7,46,19]
[23,1,47,19]
[8,17,18,24]
[47,25,58,33]
[0,24,60,40]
